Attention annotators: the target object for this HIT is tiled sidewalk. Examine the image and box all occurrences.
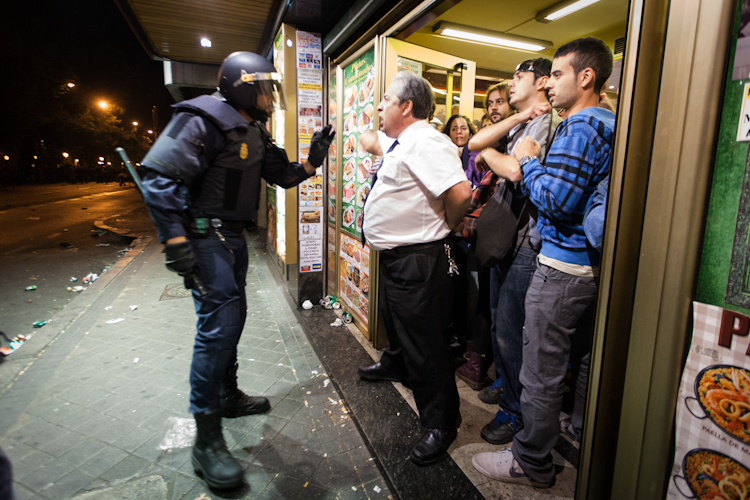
[0,233,392,499]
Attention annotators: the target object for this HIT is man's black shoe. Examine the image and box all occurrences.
[478,382,502,405]
[358,362,404,383]
[410,428,457,466]
[221,390,270,418]
[480,417,523,445]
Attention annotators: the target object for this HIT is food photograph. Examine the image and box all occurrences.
[676,448,750,500]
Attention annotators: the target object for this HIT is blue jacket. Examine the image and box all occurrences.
[521,106,615,266]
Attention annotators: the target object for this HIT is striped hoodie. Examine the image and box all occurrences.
[521,106,615,267]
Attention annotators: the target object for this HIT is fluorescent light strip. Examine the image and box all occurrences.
[441,28,545,52]
[431,87,460,100]
[545,0,600,21]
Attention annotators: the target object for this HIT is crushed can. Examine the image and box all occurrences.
[33,320,49,328]
[25,286,37,291]
[332,301,341,309]
[342,311,353,324]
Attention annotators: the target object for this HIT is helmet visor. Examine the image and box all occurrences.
[246,72,286,113]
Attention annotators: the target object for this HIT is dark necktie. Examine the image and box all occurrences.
[362,139,398,245]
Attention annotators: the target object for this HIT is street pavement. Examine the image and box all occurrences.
[0,184,157,391]
[0,222,392,499]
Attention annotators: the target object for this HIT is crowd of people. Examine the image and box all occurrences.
[72,38,616,492]
[359,36,615,489]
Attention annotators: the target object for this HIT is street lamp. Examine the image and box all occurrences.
[3,156,8,161]
[62,152,69,158]
[132,121,139,126]
[67,82,75,89]
[98,101,108,110]
[147,129,153,135]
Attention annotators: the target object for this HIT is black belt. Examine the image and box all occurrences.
[218,219,245,233]
[380,237,451,257]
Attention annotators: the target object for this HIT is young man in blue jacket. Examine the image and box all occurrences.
[472,37,615,488]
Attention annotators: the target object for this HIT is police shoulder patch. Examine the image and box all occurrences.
[240,143,249,160]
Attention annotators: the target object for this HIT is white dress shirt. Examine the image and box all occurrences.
[363,121,468,250]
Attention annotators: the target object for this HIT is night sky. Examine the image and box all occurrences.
[1,0,177,138]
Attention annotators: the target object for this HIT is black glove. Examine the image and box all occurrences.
[307,124,336,168]
[165,241,196,275]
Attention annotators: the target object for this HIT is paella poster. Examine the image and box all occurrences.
[341,48,375,239]
[339,233,370,325]
[667,302,750,499]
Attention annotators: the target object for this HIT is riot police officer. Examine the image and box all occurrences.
[141,51,334,489]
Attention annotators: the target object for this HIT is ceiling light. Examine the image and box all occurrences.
[536,0,601,23]
[433,22,551,52]
[200,38,212,48]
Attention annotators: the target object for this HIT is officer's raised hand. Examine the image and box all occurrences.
[307,124,336,168]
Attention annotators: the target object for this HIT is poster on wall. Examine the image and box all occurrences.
[733,0,750,80]
[296,30,323,167]
[339,233,370,325]
[736,83,750,142]
[328,70,338,225]
[296,31,324,274]
[341,48,375,239]
[666,302,750,499]
[328,226,336,292]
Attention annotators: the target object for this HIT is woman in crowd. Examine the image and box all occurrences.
[444,114,481,188]
[444,114,493,391]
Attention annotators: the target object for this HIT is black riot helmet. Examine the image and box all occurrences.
[217,51,286,121]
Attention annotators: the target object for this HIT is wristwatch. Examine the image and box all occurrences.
[519,155,537,168]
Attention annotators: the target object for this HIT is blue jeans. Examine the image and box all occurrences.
[489,246,538,418]
[188,228,248,413]
[511,262,598,484]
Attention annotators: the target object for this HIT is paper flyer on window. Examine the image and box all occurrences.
[666,302,750,499]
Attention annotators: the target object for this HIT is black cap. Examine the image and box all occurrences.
[515,58,552,79]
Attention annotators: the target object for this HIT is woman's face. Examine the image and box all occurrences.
[449,117,471,148]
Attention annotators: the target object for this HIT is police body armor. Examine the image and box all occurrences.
[143,93,268,222]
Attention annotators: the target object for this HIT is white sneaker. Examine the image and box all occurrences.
[472,448,553,488]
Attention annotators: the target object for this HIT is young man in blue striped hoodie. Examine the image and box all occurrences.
[472,37,615,488]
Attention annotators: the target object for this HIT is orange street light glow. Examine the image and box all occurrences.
[98,101,108,109]
[132,121,139,126]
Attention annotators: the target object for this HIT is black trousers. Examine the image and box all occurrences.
[378,239,460,429]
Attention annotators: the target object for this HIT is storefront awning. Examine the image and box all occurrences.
[115,0,283,65]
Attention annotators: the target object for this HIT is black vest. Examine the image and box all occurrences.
[190,122,266,221]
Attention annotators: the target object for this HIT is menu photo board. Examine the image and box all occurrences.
[341,48,375,239]
[339,233,370,325]
[328,70,338,225]
[667,302,750,499]
[328,225,337,291]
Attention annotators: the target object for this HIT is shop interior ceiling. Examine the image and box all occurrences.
[117,0,350,64]
[401,0,628,79]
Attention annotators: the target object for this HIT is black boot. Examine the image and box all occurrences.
[221,362,271,418]
[192,409,244,489]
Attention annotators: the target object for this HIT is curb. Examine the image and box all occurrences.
[94,214,136,239]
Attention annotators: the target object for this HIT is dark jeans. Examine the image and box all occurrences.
[489,246,538,418]
[188,228,248,413]
[512,262,598,484]
[378,240,460,429]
